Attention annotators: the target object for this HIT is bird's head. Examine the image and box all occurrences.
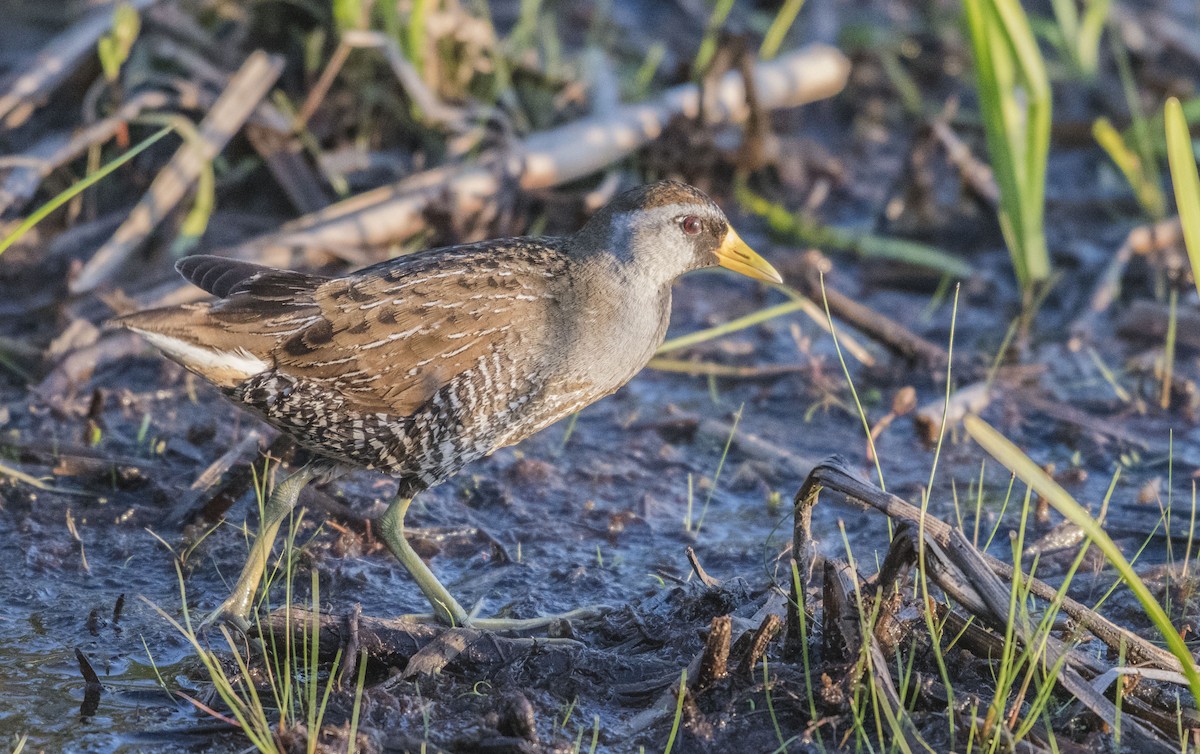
[575,180,782,289]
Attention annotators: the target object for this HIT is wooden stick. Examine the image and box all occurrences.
[693,615,732,691]
[802,462,1182,750]
[218,44,850,266]
[1069,218,1181,345]
[913,381,991,443]
[798,250,949,367]
[244,103,331,215]
[161,429,268,526]
[930,116,999,207]
[0,0,161,129]
[823,559,925,751]
[0,90,175,217]
[790,457,1198,677]
[735,613,781,677]
[264,607,579,671]
[35,331,145,402]
[937,527,1176,751]
[686,546,721,588]
[70,51,285,293]
[695,415,818,482]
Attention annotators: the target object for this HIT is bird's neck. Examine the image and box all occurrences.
[564,257,673,389]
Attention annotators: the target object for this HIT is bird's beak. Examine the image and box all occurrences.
[715,226,783,284]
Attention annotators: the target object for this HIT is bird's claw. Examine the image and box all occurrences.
[196,603,252,635]
[397,604,610,634]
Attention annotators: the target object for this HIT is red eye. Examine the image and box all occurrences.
[681,215,702,235]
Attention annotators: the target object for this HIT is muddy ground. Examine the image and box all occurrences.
[2,0,1200,752]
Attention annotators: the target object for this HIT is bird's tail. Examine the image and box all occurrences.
[110,305,270,388]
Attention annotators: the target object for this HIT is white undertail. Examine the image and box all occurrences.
[131,329,268,386]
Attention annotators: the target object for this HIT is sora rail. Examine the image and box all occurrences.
[114,180,782,629]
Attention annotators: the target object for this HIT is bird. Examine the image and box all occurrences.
[112,180,782,629]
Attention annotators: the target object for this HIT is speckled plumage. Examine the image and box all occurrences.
[113,181,777,499]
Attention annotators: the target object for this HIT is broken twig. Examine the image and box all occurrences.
[71,51,285,293]
[0,0,160,129]
[215,44,850,268]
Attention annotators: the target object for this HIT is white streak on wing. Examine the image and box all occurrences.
[134,330,268,380]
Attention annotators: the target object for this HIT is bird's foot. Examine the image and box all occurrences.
[397,605,609,634]
[195,597,253,635]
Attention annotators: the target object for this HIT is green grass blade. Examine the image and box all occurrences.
[759,0,806,61]
[1094,117,1166,219]
[964,414,1200,710]
[656,299,808,355]
[1048,0,1079,67]
[1076,0,1111,76]
[736,182,972,277]
[916,286,960,741]
[347,648,369,754]
[662,669,687,754]
[694,0,736,74]
[0,126,173,256]
[1166,97,1200,293]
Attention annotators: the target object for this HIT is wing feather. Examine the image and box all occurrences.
[176,255,328,300]
[265,239,571,417]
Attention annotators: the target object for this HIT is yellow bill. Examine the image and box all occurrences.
[716,226,782,284]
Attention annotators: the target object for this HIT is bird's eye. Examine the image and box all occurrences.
[680,215,702,236]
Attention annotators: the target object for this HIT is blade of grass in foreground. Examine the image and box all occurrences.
[915,285,960,745]
[0,125,173,256]
[656,299,810,355]
[662,668,687,754]
[963,414,1200,710]
[1165,97,1200,291]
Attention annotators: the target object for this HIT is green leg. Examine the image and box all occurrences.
[202,465,319,630]
[377,496,608,632]
[377,496,470,627]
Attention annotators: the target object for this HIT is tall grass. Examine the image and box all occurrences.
[1093,116,1166,220]
[1093,32,1166,220]
[1047,0,1110,78]
[736,182,973,278]
[789,561,823,751]
[964,0,1052,294]
[837,526,925,753]
[914,287,960,747]
[818,279,1136,747]
[759,0,806,61]
[145,468,358,754]
[662,669,687,754]
[694,0,736,74]
[97,2,141,84]
[1165,97,1200,289]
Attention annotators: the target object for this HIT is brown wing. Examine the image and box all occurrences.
[253,238,572,417]
[110,256,330,387]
